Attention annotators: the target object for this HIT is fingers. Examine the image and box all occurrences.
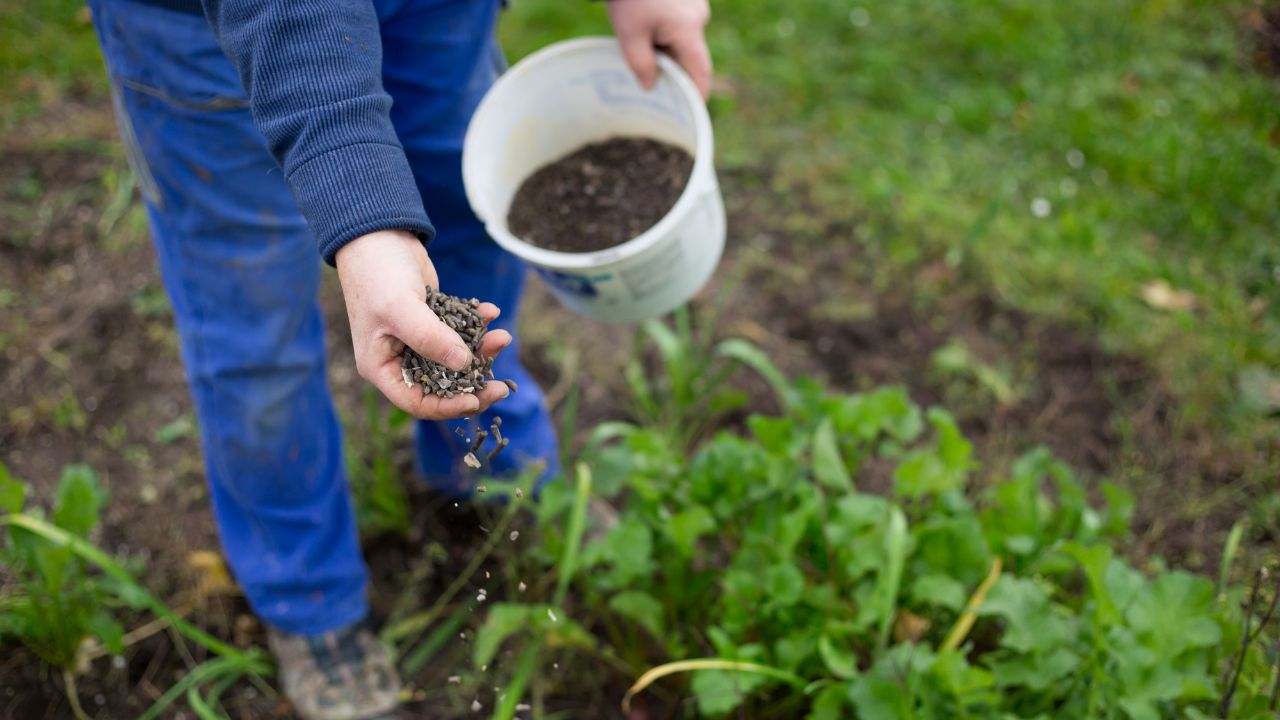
[368,361,482,419]
[668,29,713,99]
[477,302,500,322]
[617,30,659,90]
[389,297,473,372]
[479,329,512,360]
[368,359,512,421]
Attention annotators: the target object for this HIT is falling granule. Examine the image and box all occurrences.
[476,484,487,494]
[516,704,532,712]
[476,592,486,603]
[484,571,490,579]
[1030,197,1052,218]
[547,608,558,622]
[514,487,524,500]
[464,453,482,469]
[448,676,461,684]
[471,699,482,712]
[459,632,467,640]
[509,530,519,541]
[518,581,527,592]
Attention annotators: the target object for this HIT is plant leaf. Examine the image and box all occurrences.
[812,419,853,492]
[609,591,664,637]
[0,462,26,514]
[53,465,105,538]
[473,603,533,668]
[817,635,858,680]
[87,610,125,655]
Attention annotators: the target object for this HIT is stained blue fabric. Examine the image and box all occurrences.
[90,0,559,636]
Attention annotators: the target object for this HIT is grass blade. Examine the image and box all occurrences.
[400,604,470,676]
[137,656,262,720]
[875,508,909,654]
[715,338,796,410]
[187,686,227,720]
[1218,520,1245,595]
[490,643,540,720]
[941,557,1003,652]
[622,659,805,713]
[555,463,593,605]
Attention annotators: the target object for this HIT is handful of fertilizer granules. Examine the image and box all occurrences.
[400,287,494,398]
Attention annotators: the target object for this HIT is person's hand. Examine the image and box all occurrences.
[335,229,512,419]
[607,0,712,99]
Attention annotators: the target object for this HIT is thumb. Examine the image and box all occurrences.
[617,31,658,90]
[389,299,473,372]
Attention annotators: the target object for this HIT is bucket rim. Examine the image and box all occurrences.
[462,36,716,271]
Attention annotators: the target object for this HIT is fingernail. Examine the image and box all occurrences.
[498,383,511,399]
[442,346,471,371]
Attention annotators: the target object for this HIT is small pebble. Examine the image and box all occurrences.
[509,530,519,541]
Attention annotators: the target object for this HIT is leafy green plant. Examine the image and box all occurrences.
[0,463,123,673]
[623,307,791,451]
[518,378,1276,718]
[347,388,413,537]
[0,462,271,719]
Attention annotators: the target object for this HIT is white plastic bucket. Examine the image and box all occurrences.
[462,37,726,323]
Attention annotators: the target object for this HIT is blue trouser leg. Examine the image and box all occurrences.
[92,0,559,634]
[378,0,560,491]
[91,1,367,635]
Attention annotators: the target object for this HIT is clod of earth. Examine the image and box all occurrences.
[400,287,493,398]
[507,137,693,253]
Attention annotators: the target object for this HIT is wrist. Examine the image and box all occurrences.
[335,228,422,269]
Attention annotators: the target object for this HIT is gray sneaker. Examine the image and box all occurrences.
[267,621,401,720]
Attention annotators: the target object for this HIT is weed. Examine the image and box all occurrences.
[0,462,272,719]
[0,463,121,673]
[346,388,413,537]
[497,329,1277,717]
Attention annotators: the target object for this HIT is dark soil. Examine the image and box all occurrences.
[507,137,693,253]
[1249,2,1280,75]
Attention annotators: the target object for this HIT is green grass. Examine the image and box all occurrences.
[8,0,1274,441]
[0,0,105,129]
[500,0,1280,447]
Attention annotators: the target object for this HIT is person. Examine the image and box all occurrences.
[87,0,711,716]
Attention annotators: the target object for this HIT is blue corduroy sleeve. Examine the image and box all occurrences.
[200,0,435,264]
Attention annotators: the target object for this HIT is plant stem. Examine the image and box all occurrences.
[1269,633,1279,711]
[62,668,90,720]
[941,557,1003,652]
[1220,567,1265,717]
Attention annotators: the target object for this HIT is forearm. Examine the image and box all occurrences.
[200,0,432,262]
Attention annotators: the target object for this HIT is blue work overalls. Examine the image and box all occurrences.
[89,0,559,635]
